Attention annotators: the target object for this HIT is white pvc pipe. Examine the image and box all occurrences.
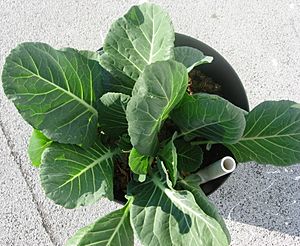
[194,156,236,185]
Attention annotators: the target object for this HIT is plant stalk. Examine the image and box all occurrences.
[191,140,216,146]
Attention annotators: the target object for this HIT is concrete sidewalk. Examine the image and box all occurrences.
[0,0,299,245]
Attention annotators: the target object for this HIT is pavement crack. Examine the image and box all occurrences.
[0,119,59,246]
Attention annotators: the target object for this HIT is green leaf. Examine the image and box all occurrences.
[66,199,134,246]
[171,93,246,143]
[292,104,300,109]
[99,93,131,137]
[129,167,228,246]
[79,50,126,96]
[78,50,102,62]
[28,129,52,167]
[126,60,188,156]
[226,101,300,165]
[2,42,103,146]
[174,46,213,72]
[179,179,231,244]
[100,3,175,93]
[79,50,129,95]
[159,133,178,186]
[40,140,116,208]
[175,139,203,173]
[129,148,150,175]
[99,53,135,95]
[57,48,106,106]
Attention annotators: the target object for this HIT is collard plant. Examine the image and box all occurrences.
[2,3,300,246]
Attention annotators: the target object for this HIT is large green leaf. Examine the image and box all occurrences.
[174,46,213,72]
[99,53,135,95]
[66,200,134,246]
[28,129,52,167]
[126,60,188,156]
[175,139,203,173]
[171,93,246,143]
[100,3,175,93]
[79,50,124,95]
[158,133,178,186]
[179,179,231,244]
[40,140,116,208]
[226,101,300,165]
[98,93,131,137]
[129,148,150,175]
[129,165,228,246]
[2,42,103,146]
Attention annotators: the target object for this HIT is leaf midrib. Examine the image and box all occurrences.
[239,132,300,142]
[152,176,217,228]
[57,150,113,189]
[11,61,98,116]
[147,75,184,139]
[105,203,131,245]
[151,175,223,245]
[148,5,155,64]
[84,204,131,246]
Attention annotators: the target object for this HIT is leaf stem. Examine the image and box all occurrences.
[175,132,186,139]
[190,140,216,146]
[121,150,131,153]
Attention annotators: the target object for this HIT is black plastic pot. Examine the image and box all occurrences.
[175,33,249,195]
[104,33,249,203]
